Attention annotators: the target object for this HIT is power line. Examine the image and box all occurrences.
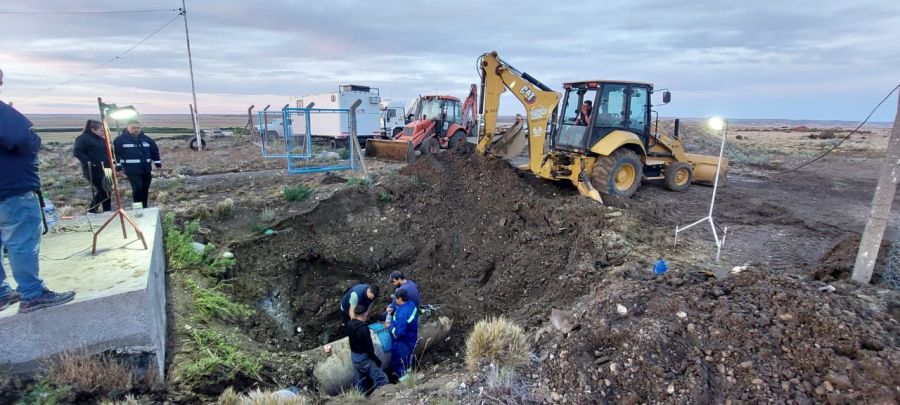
[23,14,182,100]
[773,83,900,175]
[0,9,177,15]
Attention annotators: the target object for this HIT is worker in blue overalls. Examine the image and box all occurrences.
[386,288,418,381]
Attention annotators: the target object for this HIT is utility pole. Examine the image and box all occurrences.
[180,0,202,151]
[852,93,900,284]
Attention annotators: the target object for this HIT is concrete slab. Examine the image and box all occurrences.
[0,208,166,380]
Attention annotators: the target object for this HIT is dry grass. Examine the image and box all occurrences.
[481,365,532,404]
[465,317,529,371]
[99,394,148,404]
[259,207,276,223]
[213,198,235,220]
[45,351,133,396]
[217,387,313,405]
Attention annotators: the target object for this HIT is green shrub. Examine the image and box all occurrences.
[282,185,314,202]
[184,329,263,380]
[184,278,254,323]
[163,213,204,270]
[338,148,351,160]
[345,177,371,187]
[377,191,392,203]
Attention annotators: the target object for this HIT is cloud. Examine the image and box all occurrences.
[0,0,898,121]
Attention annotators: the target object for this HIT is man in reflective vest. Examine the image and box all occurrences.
[113,120,161,208]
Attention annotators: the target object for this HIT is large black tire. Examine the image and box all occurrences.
[664,161,693,192]
[392,127,404,137]
[448,130,466,151]
[417,137,440,156]
[189,137,207,151]
[591,149,642,197]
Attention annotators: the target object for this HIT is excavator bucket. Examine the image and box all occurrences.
[364,139,415,163]
[685,153,730,186]
[488,118,528,158]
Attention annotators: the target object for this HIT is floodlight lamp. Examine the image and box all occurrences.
[107,105,139,121]
[708,116,726,132]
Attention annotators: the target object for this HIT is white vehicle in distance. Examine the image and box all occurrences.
[381,100,407,138]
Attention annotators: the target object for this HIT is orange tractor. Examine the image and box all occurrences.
[365,84,477,162]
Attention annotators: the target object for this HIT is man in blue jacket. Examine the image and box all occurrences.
[0,68,76,313]
[113,120,161,208]
[387,288,418,381]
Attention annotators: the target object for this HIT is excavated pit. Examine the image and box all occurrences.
[229,148,617,354]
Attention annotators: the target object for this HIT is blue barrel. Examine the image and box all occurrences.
[368,323,392,352]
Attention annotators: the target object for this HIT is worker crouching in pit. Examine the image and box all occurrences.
[344,304,388,396]
[386,288,418,382]
[339,283,379,330]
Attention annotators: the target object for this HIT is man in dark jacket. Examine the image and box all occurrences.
[339,283,379,327]
[0,67,76,313]
[113,120,160,208]
[344,305,388,395]
[73,119,111,213]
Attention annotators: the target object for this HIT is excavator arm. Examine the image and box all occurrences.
[476,51,561,169]
[461,83,478,133]
[476,51,603,202]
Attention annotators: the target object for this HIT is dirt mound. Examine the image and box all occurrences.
[230,149,616,353]
[535,269,900,403]
[812,233,890,284]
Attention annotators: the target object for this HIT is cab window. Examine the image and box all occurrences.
[594,84,626,128]
[627,87,649,133]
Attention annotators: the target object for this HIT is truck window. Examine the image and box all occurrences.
[386,109,397,120]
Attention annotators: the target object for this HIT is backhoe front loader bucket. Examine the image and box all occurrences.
[685,153,730,186]
[488,118,528,158]
[365,139,415,163]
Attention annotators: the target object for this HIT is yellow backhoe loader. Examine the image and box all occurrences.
[476,51,727,202]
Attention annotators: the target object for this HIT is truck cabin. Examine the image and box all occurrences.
[553,80,660,154]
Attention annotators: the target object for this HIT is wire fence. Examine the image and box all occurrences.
[882,241,900,290]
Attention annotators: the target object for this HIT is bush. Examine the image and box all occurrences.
[377,191,392,203]
[45,351,133,398]
[465,317,529,371]
[163,213,204,270]
[282,185,314,202]
[338,148,351,160]
[213,198,235,220]
[184,329,263,380]
[218,387,312,405]
[185,278,254,323]
[345,177,371,187]
[259,207,276,223]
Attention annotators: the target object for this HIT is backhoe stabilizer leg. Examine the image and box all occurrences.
[576,171,604,204]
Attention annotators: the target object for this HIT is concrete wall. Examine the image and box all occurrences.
[0,209,167,381]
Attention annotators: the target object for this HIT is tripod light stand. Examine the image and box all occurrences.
[91,97,148,255]
[674,117,729,261]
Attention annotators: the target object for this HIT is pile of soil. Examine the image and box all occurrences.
[229,148,619,353]
[535,269,900,403]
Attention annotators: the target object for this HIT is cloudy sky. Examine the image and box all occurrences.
[1,0,898,121]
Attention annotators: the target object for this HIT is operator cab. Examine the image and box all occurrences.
[553,80,664,153]
[415,96,462,136]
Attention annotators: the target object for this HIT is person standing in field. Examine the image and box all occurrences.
[113,120,161,208]
[0,67,76,313]
[73,119,112,213]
